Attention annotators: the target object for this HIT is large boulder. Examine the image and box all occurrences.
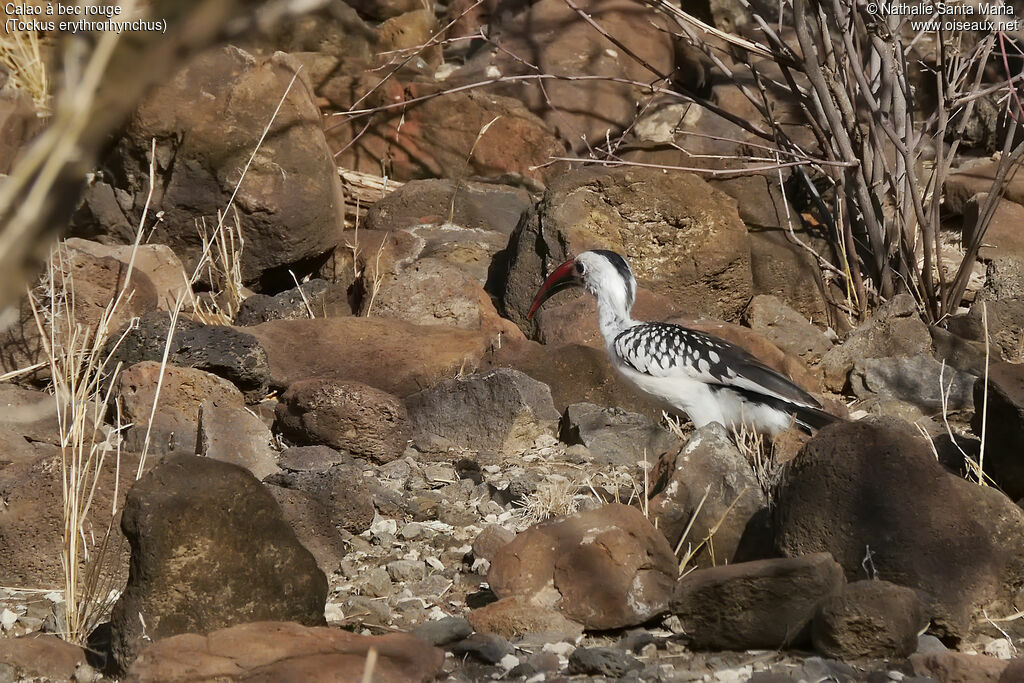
[502,166,752,333]
[488,503,676,629]
[108,455,327,671]
[773,419,1024,640]
[73,47,344,286]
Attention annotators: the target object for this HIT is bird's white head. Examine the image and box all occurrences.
[527,250,637,330]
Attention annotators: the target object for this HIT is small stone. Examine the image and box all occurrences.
[567,647,643,677]
[278,445,352,473]
[450,633,515,665]
[386,559,426,583]
[472,524,515,562]
[411,616,473,646]
[361,567,394,598]
[342,595,391,625]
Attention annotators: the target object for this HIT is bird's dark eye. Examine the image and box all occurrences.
[575,262,585,275]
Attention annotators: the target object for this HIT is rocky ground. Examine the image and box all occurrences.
[3,0,1024,681]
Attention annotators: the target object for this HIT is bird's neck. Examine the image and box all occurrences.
[595,291,635,348]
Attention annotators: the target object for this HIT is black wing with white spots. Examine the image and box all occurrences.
[612,322,823,409]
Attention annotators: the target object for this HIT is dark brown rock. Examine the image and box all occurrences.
[747,228,833,326]
[648,423,766,567]
[404,368,558,453]
[946,156,1024,215]
[246,317,490,396]
[502,166,752,332]
[744,294,833,367]
[910,651,1011,683]
[108,455,327,671]
[264,463,375,535]
[774,419,1024,640]
[972,362,1024,500]
[235,279,353,325]
[670,553,845,650]
[488,503,676,629]
[76,47,344,285]
[63,238,189,312]
[277,379,411,463]
[963,194,1024,262]
[811,580,924,659]
[125,621,444,682]
[0,384,63,465]
[266,485,351,575]
[561,402,681,466]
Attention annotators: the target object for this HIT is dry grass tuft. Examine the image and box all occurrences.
[0,26,50,113]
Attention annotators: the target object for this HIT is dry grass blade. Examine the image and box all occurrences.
[0,26,50,112]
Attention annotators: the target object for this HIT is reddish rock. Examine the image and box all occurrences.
[126,621,444,682]
[946,157,1024,215]
[0,633,92,681]
[0,384,63,465]
[247,317,490,397]
[117,361,245,457]
[197,400,281,480]
[744,294,834,368]
[489,0,674,148]
[63,238,189,311]
[277,379,411,463]
[910,651,1011,683]
[671,553,845,650]
[472,524,516,563]
[488,503,676,629]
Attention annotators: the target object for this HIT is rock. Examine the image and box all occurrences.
[568,646,644,677]
[482,339,664,420]
[411,616,474,647]
[489,0,674,148]
[117,361,244,457]
[76,47,344,286]
[0,384,63,464]
[747,223,833,327]
[820,294,933,391]
[946,156,1024,215]
[948,256,1024,361]
[472,524,516,562]
[851,355,976,412]
[0,452,141,587]
[361,257,522,341]
[378,10,441,68]
[648,423,766,567]
[449,633,515,665]
[1,241,159,374]
[63,238,189,311]
[744,294,833,367]
[236,0,377,65]
[488,503,676,629]
[910,651,1011,683]
[0,89,45,174]
[560,402,681,466]
[279,445,352,473]
[235,279,352,325]
[328,76,564,186]
[502,166,752,332]
[170,325,271,400]
[405,369,559,453]
[246,317,490,396]
[972,363,1024,500]
[264,461,374,535]
[386,559,426,583]
[197,400,280,480]
[364,178,531,239]
[670,553,845,650]
[276,379,411,463]
[963,194,1024,262]
[931,325,988,376]
[125,622,444,682]
[0,633,91,681]
[773,419,1024,640]
[108,455,327,671]
[265,485,350,575]
[811,580,924,659]
[467,596,585,641]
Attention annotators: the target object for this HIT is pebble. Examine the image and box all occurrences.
[361,566,394,598]
[450,633,515,664]
[568,646,643,677]
[411,615,473,646]
[386,559,426,583]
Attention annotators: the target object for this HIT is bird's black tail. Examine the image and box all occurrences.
[793,404,843,432]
